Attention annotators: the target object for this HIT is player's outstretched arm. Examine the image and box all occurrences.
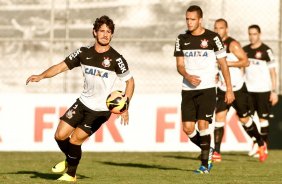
[26,61,69,85]
[120,77,135,125]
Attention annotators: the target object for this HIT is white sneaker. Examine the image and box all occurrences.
[248,143,258,157]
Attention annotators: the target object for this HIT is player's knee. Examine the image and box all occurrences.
[54,130,69,141]
[69,133,88,145]
[239,117,249,124]
[182,126,194,135]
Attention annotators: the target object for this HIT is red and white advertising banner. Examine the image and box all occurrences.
[0,94,253,152]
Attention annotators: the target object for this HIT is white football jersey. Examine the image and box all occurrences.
[243,43,276,92]
[65,46,132,111]
[174,29,226,90]
[218,37,244,91]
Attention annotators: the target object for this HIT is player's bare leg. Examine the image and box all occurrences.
[57,127,89,181]
[52,120,75,173]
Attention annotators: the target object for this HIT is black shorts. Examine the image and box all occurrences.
[248,91,271,119]
[216,84,250,118]
[60,99,111,135]
[181,87,216,123]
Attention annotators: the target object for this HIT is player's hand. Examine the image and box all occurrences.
[225,90,235,104]
[185,75,201,87]
[120,111,129,125]
[26,75,43,85]
[269,92,278,106]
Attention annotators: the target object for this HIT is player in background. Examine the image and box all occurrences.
[174,5,235,174]
[26,15,135,182]
[213,19,267,162]
[243,25,278,157]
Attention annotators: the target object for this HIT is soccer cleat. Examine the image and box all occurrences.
[194,165,209,174]
[258,145,267,162]
[208,147,214,171]
[212,151,222,162]
[57,173,77,182]
[248,142,258,157]
[253,143,268,158]
[52,160,68,173]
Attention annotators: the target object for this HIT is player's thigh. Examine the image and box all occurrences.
[215,88,229,121]
[247,92,257,115]
[57,99,85,140]
[233,87,250,118]
[198,87,216,122]
[55,120,75,140]
[256,92,271,119]
[181,90,196,122]
[77,110,111,135]
[70,127,90,145]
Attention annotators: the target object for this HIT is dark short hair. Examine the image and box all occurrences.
[215,18,228,28]
[186,5,203,18]
[248,24,261,33]
[93,15,115,37]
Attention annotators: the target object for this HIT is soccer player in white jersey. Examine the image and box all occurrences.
[213,19,267,162]
[243,25,278,157]
[26,15,135,182]
[174,6,235,174]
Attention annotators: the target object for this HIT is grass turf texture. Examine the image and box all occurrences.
[0,151,281,184]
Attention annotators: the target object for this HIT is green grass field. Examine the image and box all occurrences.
[0,151,282,184]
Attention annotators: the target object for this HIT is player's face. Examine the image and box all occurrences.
[214,21,227,39]
[248,28,260,45]
[186,11,202,32]
[94,24,113,46]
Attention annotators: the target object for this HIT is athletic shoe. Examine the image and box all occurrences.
[52,160,67,173]
[194,165,209,174]
[248,142,258,157]
[212,151,222,162]
[57,173,77,182]
[258,145,267,162]
[253,143,268,158]
[208,147,214,171]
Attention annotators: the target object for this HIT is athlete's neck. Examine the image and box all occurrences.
[191,27,205,36]
[251,41,262,49]
[94,43,110,53]
[222,35,228,42]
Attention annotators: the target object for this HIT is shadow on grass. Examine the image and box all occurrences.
[5,171,89,180]
[161,155,200,161]
[99,161,193,172]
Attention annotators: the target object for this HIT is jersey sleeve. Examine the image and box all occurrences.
[213,34,227,59]
[64,48,82,70]
[115,56,132,82]
[266,48,276,68]
[174,35,184,57]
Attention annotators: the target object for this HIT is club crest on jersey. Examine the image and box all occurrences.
[66,109,76,119]
[200,39,209,48]
[255,51,262,59]
[102,57,111,67]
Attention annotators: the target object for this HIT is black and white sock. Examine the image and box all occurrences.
[66,143,82,177]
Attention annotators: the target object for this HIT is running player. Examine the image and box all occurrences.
[174,6,235,174]
[213,19,267,162]
[243,24,278,157]
[26,15,135,182]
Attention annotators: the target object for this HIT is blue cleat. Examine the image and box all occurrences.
[194,165,209,174]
